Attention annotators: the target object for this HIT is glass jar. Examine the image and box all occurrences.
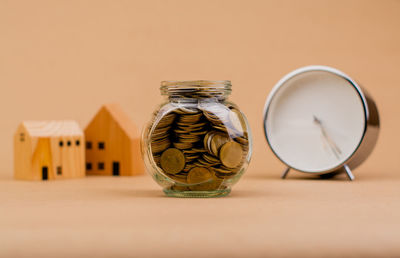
[141,80,252,198]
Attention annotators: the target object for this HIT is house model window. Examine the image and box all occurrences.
[20,133,25,142]
[98,142,105,150]
[76,140,80,146]
[86,163,92,170]
[59,141,63,147]
[98,162,104,170]
[67,141,71,146]
[86,142,92,149]
[57,166,62,175]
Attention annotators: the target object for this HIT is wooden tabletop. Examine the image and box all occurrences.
[1,172,399,258]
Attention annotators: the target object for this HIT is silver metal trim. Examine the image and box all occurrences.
[263,65,380,179]
[281,167,291,179]
[343,164,355,181]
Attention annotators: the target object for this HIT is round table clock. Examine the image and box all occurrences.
[263,65,379,180]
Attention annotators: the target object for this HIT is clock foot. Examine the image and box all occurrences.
[281,167,291,179]
[343,164,355,181]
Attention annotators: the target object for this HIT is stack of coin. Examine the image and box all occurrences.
[204,131,229,156]
[169,89,225,100]
[150,112,176,161]
[149,105,250,191]
[173,109,205,151]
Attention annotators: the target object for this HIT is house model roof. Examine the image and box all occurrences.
[94,103,139,139]
[21,120,83,137]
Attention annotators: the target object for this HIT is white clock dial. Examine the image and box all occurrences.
[265,67,366,173]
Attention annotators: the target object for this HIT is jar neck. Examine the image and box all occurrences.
[160,80,232,101]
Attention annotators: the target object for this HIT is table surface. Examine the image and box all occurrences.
[1,171,399,258]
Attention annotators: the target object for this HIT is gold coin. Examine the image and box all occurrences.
[179,138,201,144]
[160,148,186,174]
[192,148,207,152]
[210,133,229,156]
[153,113,176,128]
[196,158,211,166]
[173,142,193,150]
[234,136,249,146]
[183,149,197,154]
[183,163,196,172]
[203,132,213,151]
[187,167,212,185]
[190,130,208,136]
[189,178,224,191]
[151,137,171,152]
[169,172,188,183]
[215,171,237,179]
[202,153,221,164]
[152,127,171,136]
[219,141,243,168]
[214,166,234,174]
[152,155,161,164]
[178,115,202,123]
[175,108,201,115]
[189,169,225,191]
[170,184,190,191]
[185,157,199,163]
[151,140,170,154]
[176,121,206,127]
[192,162,205,168]
[212,125,229,133]
[178,134,201,140]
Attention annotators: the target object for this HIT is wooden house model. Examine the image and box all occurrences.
[84,103,144,176]
[14,120,85,180]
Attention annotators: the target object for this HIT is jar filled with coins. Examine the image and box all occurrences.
[141,80,252,197]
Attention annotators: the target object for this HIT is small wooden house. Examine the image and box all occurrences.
[14,120,85,180]
[84,103,144,176]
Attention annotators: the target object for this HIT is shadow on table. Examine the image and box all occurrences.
[228,189,269,198]
[246,170,399,181]
[109,188,269,199]
[108,189,165,198]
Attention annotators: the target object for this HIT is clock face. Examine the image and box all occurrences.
[265,68,367,173]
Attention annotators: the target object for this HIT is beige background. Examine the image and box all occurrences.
[1,1,400,257]
[1,0,399,178]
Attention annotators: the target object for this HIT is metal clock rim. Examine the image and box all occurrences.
[262,65,374,175]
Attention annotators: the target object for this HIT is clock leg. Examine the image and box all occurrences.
[343,164,355,181]
[281,167,291,179]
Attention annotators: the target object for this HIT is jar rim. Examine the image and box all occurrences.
[160,80,232,99]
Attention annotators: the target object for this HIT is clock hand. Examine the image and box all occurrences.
[313,116,342,155]
[313,115,342,159]
[314,117,341,159]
